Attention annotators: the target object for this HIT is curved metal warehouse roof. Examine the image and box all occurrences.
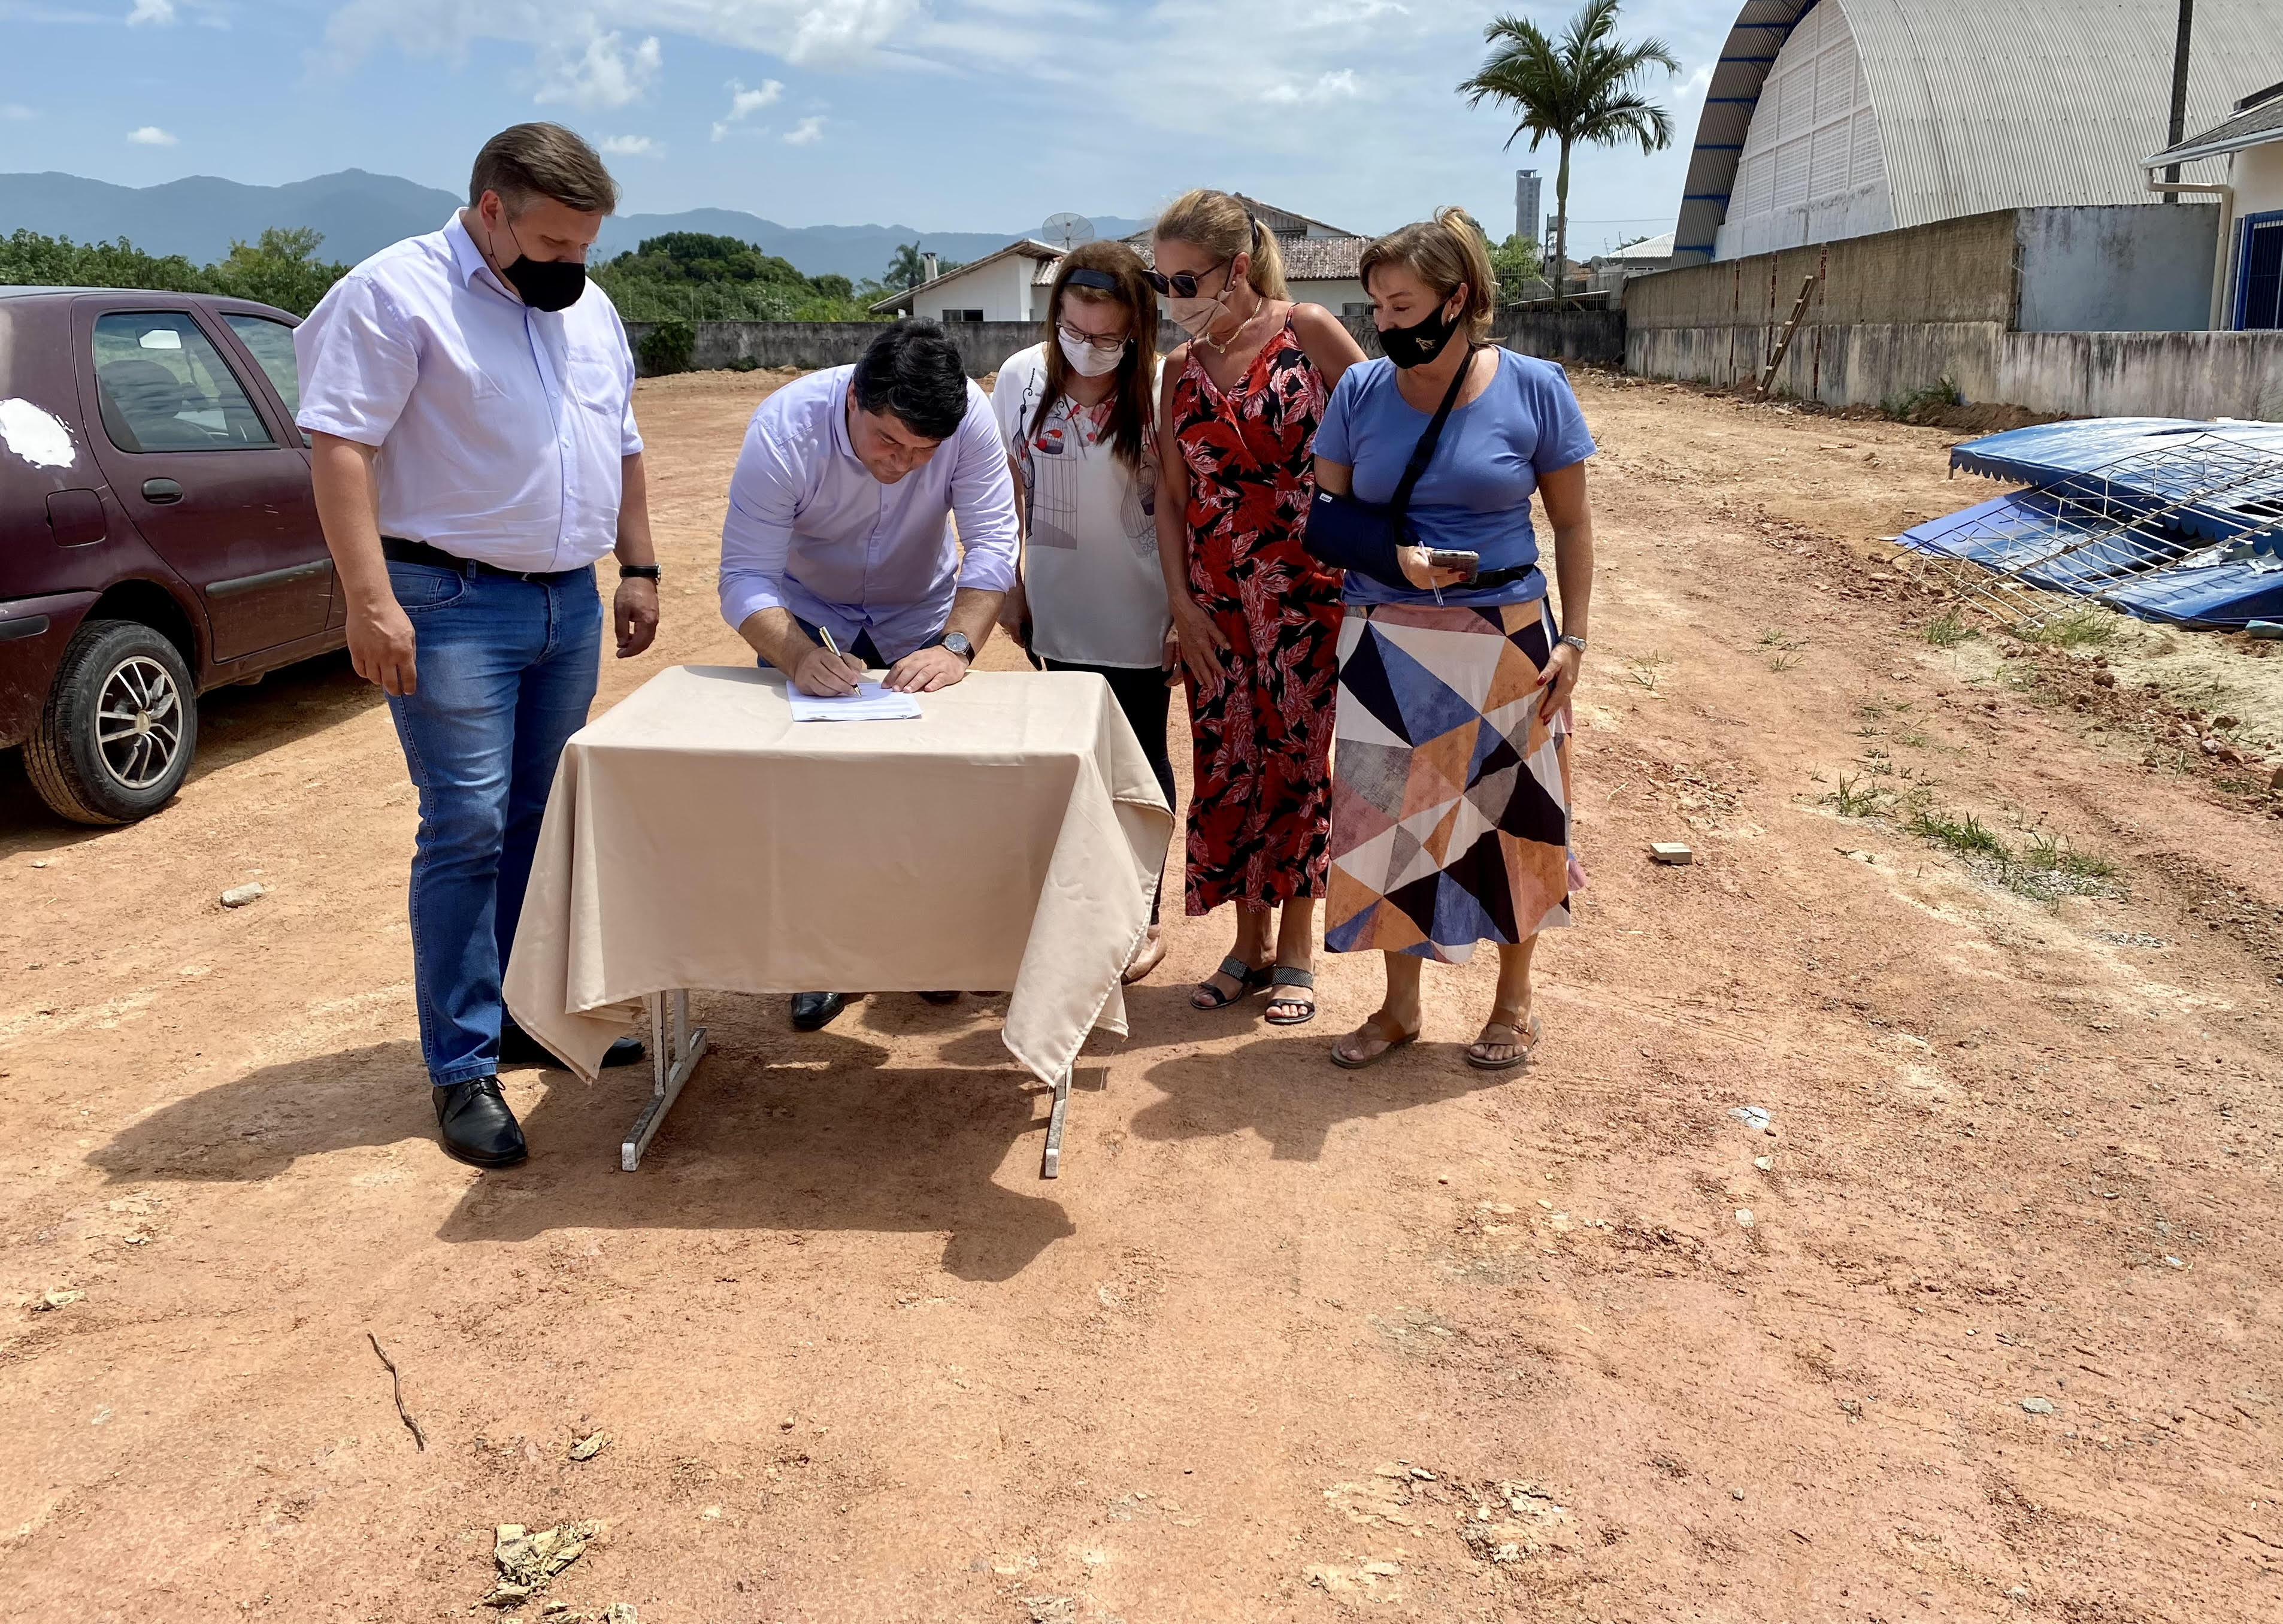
[1674,0,2283,265]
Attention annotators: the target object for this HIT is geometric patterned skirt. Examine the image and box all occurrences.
[1324,598,1572,962]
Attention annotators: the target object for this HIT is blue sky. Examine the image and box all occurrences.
[0,0,1735,250]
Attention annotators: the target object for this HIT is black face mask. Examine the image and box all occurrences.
[1379,298,1460,369]
[492,220,587,312]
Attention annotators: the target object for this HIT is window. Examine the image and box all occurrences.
[2239,213,2282,332]
[222,313,301,419]
[1343,302,1373,319]
[92,312,274,453]
[940,308,985,323]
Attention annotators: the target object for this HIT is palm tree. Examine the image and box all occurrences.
[1459,0,1678,305]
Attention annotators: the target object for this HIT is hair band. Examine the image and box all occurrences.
[1064,267,1120,292]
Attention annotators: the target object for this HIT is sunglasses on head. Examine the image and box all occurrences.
[1140,258,1231,300]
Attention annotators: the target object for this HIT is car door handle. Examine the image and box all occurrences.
[141,478,184,504]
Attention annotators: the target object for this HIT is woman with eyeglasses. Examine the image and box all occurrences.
[991,240,1178,981]
[1151,188,1367,1027]
[1316,208,1597,1072]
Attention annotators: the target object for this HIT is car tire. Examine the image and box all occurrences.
[25,618,200,826]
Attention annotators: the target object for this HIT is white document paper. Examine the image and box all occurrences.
[786,680,924,723]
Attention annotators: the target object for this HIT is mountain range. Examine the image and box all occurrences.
[0,168,1146,283]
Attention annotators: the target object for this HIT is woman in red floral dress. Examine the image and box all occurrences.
[1151,189,1365,1025]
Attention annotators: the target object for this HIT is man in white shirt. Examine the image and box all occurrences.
[296,123,661,1168]
[718,319,1018,1031]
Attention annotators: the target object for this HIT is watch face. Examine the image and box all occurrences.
[943,632,973,658]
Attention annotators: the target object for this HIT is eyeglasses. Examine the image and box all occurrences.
[1056,322,1131,355]
[1140,259,1231,300]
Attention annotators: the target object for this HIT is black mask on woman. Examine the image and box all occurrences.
[490,219,588,312]
[1379,298,1460,369]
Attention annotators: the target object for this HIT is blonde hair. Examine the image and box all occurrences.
[1359,207,1497,342]
[1152,189,1288,301]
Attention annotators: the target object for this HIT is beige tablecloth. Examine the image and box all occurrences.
[502,664,1172,1090]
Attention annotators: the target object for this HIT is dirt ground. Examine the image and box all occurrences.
[5,366,2281,1624]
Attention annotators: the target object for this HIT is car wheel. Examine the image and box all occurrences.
[25,618,200,825]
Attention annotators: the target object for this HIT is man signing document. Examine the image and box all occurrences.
[717,317,1018,1031]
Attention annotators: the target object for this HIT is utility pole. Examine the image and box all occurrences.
[2163,0,2194,202]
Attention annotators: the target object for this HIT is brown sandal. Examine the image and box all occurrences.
[1466,1008,1542,1071]
[1331,1009,1421,1070]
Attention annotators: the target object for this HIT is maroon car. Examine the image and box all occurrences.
[0,286,344,823]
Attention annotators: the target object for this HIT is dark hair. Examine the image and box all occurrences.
[1031,240,1158,471]
[852,319,970,441]
[469,123,619,217]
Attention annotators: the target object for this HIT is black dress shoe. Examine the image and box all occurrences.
[433,1077,528,1168]
[791,991,849,1032]
[499,1017,646,1070]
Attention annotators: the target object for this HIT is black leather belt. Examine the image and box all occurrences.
[381,537,591,584]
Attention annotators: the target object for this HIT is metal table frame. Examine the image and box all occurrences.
[617,989,1069,1179]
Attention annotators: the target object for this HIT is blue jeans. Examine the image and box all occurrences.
[383,560,602,1087]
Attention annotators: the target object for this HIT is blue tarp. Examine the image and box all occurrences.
[1897,418,2283,628]
[1948,419,2283,548]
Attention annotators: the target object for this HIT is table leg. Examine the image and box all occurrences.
[1040,1068,1070,1180]
[622,989,709,1172]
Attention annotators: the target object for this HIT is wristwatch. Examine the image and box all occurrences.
[619,563,662,582]
[941,631,975,664]
[1557,634,1588,655]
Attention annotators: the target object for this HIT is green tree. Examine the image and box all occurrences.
[0,228,209,295]
[206,227,347,316]
[1486,233,1544,304]
[1458,0,1678,305]
[883,242,964,293]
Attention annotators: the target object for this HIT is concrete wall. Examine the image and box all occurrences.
[1627,212,2019,331]
[1340,307,1626,368]
[1627,319,2283,419]
[2015,205,2220,332]
[634,303,1628,380]
[1629,205,2224,336]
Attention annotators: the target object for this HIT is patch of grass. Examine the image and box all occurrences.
[1894,726,1934,748]
[1906,805,2008,862]
[1825,772,1888,817]
[1924,607,1976,648]
[2014,608,2120,649]
[1882,375,1964,422]
[1627,653,1667,695]
[1899,803,2124,905]
[1758,626,1807,673]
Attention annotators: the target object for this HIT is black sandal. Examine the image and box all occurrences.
[1264,966,1316,1026]
[1192,955,1273,1010]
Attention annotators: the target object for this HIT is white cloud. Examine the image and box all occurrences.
[709,76,783,142]
[125,0,173,23]
[782,115,825,146]
[599,134,660,157]
[325,1,922,76]
[126,125,178,145]
[1,104,34,120]
[532,29,661,111]
[1261,68,1363,107]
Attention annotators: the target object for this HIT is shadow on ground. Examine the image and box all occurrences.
[1130,1035,1517,1160]
[86,1008,1073,1281]
[0,647,380,847]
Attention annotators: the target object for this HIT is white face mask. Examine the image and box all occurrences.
[1058,329,1128,377]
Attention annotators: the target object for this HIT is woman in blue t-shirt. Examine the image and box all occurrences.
[1313,207,1599,1071]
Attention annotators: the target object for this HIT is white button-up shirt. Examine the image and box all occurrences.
[717,366,1019,662]
[293,213,641,572]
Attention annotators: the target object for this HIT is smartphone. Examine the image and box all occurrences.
[1426,549,1481,580]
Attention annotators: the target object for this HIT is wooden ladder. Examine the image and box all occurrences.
[1754,274,1820,399]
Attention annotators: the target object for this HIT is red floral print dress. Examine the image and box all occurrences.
[1170,315,1344,915]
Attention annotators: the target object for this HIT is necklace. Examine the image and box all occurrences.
[1198,289,1264,355]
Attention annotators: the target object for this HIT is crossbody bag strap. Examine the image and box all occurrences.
[1384,344,1480,529]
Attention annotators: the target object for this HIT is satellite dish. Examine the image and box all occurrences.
[1041,212,1096,250]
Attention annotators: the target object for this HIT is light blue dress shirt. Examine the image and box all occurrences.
[717,366,1020,662]
[293,214,641,572]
